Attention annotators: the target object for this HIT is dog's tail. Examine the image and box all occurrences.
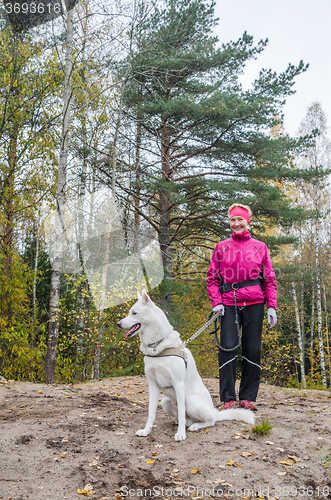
[214,408,255,425]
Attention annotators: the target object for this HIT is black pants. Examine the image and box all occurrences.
[218,303,264,402]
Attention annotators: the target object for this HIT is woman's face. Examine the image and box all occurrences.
[230,216,248,234]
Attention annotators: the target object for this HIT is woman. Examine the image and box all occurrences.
[207,203,277,411]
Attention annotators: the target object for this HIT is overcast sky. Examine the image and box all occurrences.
[213,0,331,137]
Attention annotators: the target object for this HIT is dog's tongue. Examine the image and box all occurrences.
[125,324,140,338]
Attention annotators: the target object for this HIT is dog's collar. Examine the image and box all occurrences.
[147,338,164,354]
[148,339,163,350]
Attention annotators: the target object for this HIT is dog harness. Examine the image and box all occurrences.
[147,343,187,368]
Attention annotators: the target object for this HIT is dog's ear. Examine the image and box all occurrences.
[141,289,150,305]
[137,291,142,300]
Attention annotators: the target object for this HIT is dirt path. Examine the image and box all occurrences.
[0,377,331,500]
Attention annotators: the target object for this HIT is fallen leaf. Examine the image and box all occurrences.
[277,471,287,476]
[172,469,180,473]
[226,459,235,466]
[241,452,252,458]
[60,454,67,458]
[278,460,295,466]
[146,459,155,464]
[152,452,159,456]
[77,486,94,496]
[155,444,163,448]
[190,468,201,474]
[288,455,298,462]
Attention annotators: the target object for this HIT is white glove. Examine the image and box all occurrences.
[267,307,277,328]
[213,304,224,315]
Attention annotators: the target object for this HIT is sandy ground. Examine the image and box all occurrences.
[0,376,331,500]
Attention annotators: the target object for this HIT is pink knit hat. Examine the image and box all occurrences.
[229,206,250,224]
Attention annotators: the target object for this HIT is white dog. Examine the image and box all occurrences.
[117,290,254,441]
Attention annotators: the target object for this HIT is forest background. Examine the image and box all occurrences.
[0,0,330,391]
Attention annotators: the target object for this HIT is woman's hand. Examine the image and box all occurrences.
[213,304,224,315]
[267,308,277,328]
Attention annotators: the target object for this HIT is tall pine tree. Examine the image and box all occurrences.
[100,0,322,304]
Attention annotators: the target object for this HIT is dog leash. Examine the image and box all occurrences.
[210,290,241,352]
[184,291,241,352]
[183,310,223,346]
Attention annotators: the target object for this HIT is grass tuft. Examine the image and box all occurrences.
[252,418,274,436]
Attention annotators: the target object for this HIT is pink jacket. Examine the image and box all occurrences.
[207,230,277,309]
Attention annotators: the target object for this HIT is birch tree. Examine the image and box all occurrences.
[295,102,331,387]
[322,276,331,385]
[315,249,327,386]
[45,4,75,384]
[292,282,306,387]
[310,282,315,378]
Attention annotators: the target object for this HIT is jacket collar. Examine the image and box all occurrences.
[231,229,251,240]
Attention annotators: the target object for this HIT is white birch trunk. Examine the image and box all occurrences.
[316,248,327,387]
[300,278,304,343]
[45,6,74,384]
[322,275,331,386]
[310,285,315,378]
[292,282,306,387]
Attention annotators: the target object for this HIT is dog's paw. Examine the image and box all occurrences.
[187,423,200,432]
[136,428,150,437]
[174,432,186,441]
